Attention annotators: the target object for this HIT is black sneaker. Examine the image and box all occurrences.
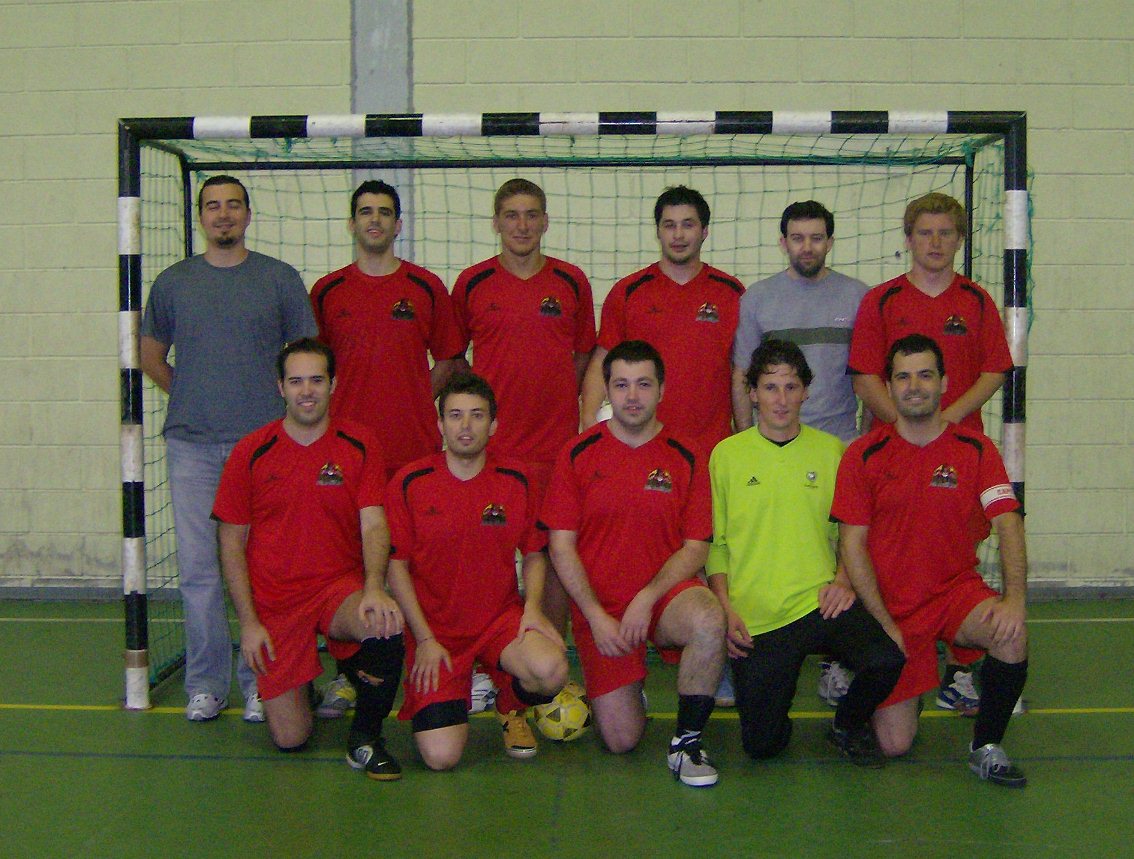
[968,742,1027,788]
[347,737,402,781]
[827,723,886,768]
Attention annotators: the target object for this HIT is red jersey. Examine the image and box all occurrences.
[386,453,546,639]
[540,423,712,615]
[451,256,596,464]
[310,261,465,474]
[597,262,742,456]
[212,418,386,612]
[848,273,1013,433]
[831,422,1019,618]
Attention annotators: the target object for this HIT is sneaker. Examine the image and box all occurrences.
[713,668,736,708]
[185,693,227,721]
[937,669,980,717]
[497,709,538,759]
[827,723,885,768]
[667,740,719,787]
[316,673,356,719]
[818,660,852,707]
[242,692,265,723]
[347,737,402,781]
[469,670,498,714]
[968,742,1027,788]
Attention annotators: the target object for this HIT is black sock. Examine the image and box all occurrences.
[511,675,555,708]
[344,635,404,746]
[973,657,1027,749]
[672,694,715,747]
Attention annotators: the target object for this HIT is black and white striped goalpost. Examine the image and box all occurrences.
[117,110,1028,709]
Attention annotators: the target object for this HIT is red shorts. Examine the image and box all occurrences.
[881,572,998,707]
[255,575,361,700]
[398,603,525,723]
[572,578,705,699]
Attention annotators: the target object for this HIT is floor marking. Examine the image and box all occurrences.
[2,703,1133,717]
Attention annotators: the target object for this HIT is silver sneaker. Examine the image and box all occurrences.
[667,741,719,787]
[713,668,736,708]
[185,693,227,722]
[316,673,356,719]
[968,742,1027,788]
[818,660,853,707]
[242,692,265,723]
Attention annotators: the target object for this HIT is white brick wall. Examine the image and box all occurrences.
[2,0,1132,590]
[0,0,352,589]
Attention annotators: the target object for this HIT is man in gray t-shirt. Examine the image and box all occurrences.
[140,175,316,723]
[731,201,868,443]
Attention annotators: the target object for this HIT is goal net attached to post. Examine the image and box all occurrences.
[118,111,1030,709]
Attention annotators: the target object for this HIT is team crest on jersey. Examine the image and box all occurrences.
[391,299,415,320]
[317,462,344,486]
[481,503,507,526]
[943,314,968,335]
[539,296,563,317]
[645,468,673,492]
[695,302,720,323]
[805,471,818,487]
[930,464,959,489]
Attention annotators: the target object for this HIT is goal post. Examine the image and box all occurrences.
[117,110,1030,709]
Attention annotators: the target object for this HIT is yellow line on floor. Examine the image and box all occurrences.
[2,703,1133,717]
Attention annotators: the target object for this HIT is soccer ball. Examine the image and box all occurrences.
[534,681,592,742]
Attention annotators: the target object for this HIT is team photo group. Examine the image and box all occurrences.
[139,171,1029,790]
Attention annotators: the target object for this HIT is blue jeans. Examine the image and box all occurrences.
[167,437,256,702]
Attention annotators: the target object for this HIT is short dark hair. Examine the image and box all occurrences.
[745,338,813,389]
[884,333,946,379]
[653,185,710,228]
[197,175,249,213]
[277,337,335,380]
[780,201,834,238]
[351,180,402,220]
[493,178,546,215]
[437,372,497,422]
[602,340,665,386]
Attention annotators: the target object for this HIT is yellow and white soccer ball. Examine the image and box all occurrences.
[533,681,592,742]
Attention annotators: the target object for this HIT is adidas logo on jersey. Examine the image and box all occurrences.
[746,476,760,486]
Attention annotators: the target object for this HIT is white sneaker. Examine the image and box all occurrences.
[186,693,227,721]
[818,660,853,707]
[469,670,498,714]
[242,692,265,723]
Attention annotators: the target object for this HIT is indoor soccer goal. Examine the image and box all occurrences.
[117,110,1030,709]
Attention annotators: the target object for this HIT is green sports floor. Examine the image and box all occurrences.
[2,599,1133,858]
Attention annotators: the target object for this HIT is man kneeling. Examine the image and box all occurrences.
[707,339,904,766]
[386,373,568,770]
[214,338,405,779]
[543,340,727,787]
